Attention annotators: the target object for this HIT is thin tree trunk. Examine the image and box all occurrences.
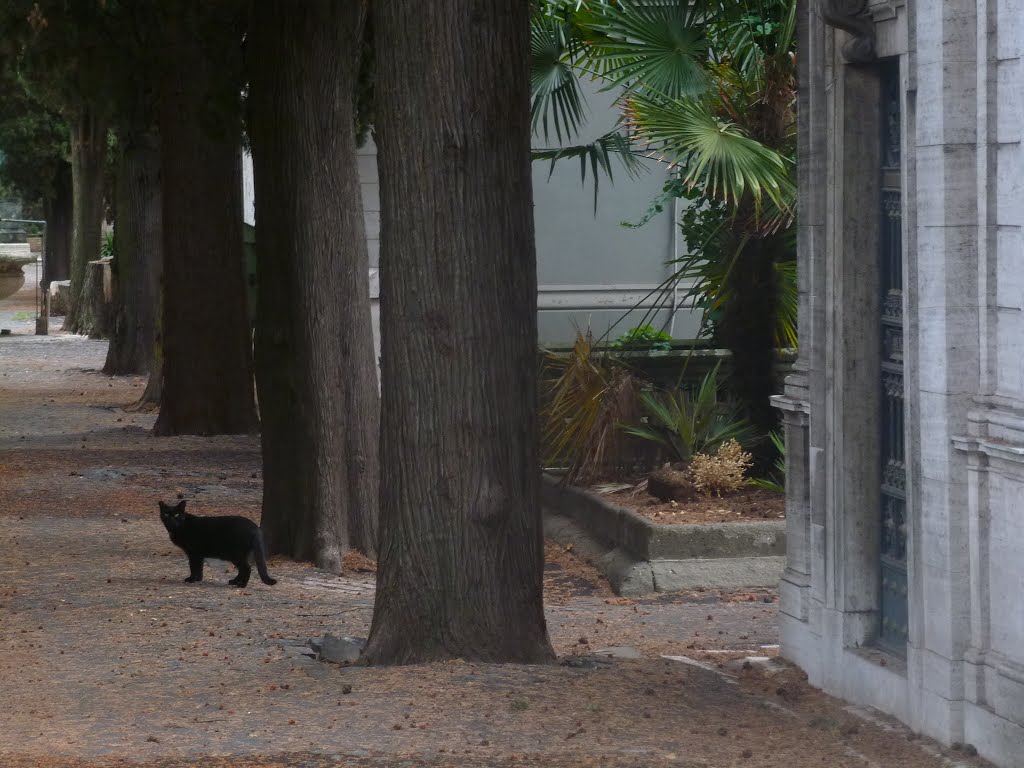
[153,9,257,436]
[43,159,72,286]
[84,260,112,339]
[719,233,783,454]
[64,108,107,334]
[248,0,379,569]
[364,0,554,664]
[104,126,162,375]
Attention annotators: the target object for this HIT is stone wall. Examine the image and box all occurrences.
[776,2,1023,766]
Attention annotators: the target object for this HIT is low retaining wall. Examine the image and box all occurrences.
[541,474,785,597]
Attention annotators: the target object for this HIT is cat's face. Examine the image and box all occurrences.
[159,500,187,528]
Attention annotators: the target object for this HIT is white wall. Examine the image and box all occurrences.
[532,77,699,345]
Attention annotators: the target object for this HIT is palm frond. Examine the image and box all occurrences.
[581,0,711,99]
[749,428,785,492]
[773,256,798,349]
[541,328,643,484]
[626,94,793,216]
[530,11,588,142]
[532,128,645,212]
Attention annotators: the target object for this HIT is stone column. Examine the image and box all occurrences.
[905,0,980,740]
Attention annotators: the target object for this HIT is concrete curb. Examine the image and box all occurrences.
[542,474,784,596]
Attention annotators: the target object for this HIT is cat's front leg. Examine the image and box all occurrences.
[184,554,204,583]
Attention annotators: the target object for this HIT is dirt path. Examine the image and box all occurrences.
[0,280,991,767]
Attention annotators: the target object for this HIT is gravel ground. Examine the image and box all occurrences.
[0,277,992,768]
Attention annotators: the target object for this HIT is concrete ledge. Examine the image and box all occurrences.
[542,474,784,595]
[651,556,786,592]
[544,513,653,597]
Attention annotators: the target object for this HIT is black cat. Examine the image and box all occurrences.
[158,500,276,587]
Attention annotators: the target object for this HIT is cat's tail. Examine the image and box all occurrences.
[254,530,277,586]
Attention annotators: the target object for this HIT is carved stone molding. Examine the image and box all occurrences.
[821,0,877,64]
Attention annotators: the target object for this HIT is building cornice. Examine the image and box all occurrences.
[821,0,877,64]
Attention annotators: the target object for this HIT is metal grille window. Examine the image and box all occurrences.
[878,61,908,655]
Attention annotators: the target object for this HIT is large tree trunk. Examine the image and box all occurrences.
[43,159,72,286]
[153,9,257,436]
[63,108,107,334]
[364,0,554,664]
[104,126,162,375]
[248,0,379,569]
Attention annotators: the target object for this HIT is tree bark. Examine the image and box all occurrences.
[84,259,112,339]
[128,339,162,412]
[153,9,257,436]
[63,108,107,334]
[364,0,554,664]
[43,159,72,286]
[718,232,784,459]
[103,126,162,375]
[248,0,380,569]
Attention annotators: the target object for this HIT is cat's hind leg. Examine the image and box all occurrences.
[184,554,204,583]
[230,561,251,588]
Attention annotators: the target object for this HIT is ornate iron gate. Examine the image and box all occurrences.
[878,62,907,654]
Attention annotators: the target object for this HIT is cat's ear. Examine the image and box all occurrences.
[158,501,168,513]
[174,500,187,513]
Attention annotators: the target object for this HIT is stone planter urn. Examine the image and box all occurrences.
[0,255,35,300]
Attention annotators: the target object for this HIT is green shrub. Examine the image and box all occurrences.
[622,363,754,464]
[609,324,673,352]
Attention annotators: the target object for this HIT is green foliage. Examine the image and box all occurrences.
[530,10,587,144]
[0,1,119,118]
[529,0,797,219]
[584,1,712,101]
[0,61,68,205]
[609,324,673,352]
[100,230,114,259]
[665,184,796,350]
[749,429,785,492]
[627,94,792,216]
[622,362,754,464]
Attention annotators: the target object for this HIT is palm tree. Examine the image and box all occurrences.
[530,0,797,445]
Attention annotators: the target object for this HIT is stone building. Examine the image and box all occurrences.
[773,1,1023,764]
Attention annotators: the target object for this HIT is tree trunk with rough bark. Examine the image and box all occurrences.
[104,126,161,375]
[153,9,257,436]
[43,159,72,286]
[64,109,107,334]
[129,341,162,412]
[363,0,554,665]
[248,0,379,569]
[84,259,112,339]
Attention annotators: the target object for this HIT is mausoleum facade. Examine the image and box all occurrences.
[775,2,1023,765]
